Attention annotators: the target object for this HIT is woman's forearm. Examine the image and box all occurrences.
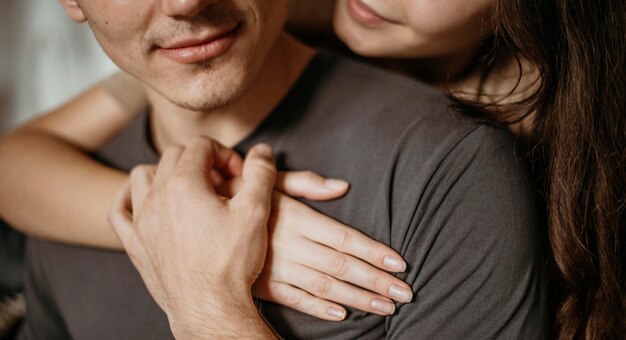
[26,73,147,152]
[0,73,146,250]
[0,129,125,249]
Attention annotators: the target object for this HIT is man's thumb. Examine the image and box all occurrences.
[234,144,277,208]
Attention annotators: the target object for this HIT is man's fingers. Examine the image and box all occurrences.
[215,177,243,198]
[232,144,277,212]
[129,165,156,217]
[108,181,147,269]
[108,180,134,242]
[275,171,349,201]
[108,181,141,256]
[208,139,244,178]
[153,146,184,185]
[255,281,347,322]
[108,181,168,312]
[175,136,243,184]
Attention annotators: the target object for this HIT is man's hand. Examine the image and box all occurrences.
[108,137,277,339]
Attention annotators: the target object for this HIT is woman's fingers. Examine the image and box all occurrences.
[299,212,407,273]
[294,241,413,303]
[275,171,349,201]
[278,264,397,316]
[255,281,347,321]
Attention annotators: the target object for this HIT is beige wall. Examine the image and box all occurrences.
[0,0,118,134]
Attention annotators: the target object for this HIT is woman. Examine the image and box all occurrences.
[331,1,626,337]
[1,0,624,337]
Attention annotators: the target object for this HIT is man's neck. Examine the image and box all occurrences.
[147,33,315,153]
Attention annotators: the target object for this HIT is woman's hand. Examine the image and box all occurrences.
[111,139,413,322]
[212,157,413,320]
[254,192,412,320]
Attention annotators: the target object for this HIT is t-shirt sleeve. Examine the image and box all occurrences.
[385,125,548,339]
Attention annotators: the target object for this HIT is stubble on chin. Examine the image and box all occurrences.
[158,72,251,113]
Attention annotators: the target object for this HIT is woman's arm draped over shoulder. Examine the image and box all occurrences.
[0,72,147,249]
[0,73,415,322]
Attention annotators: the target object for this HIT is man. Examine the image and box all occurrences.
[18,0,547,338]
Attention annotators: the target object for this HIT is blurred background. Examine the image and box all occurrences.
[0,0,118,134]
[0,0,337,134]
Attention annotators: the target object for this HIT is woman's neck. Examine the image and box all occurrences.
[376,45,541,136]
[373,44,483,90]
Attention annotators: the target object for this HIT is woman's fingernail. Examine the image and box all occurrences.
[383,255,406,272]
[370,299,396,315]
[254,144,274,160]
[326,306,347,320]
[388,284,413,303]
[324,179,349,190]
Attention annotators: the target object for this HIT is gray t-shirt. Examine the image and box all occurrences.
[18,51,547,339]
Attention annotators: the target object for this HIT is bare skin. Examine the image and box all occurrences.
[110,140,281,339]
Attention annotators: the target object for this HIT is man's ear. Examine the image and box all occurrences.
[58,0,87,23]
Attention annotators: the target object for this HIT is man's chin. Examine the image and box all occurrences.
[144,66,255,113]
[163,90,240,113]
[171,99,225,113]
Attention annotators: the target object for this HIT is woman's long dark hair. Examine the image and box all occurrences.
[462,0,626,338]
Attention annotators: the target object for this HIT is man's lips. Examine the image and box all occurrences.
[347,0,393,27]
[157,24,240,64]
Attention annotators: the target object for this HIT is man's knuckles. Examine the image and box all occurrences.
[107,209,127,230]
[188,135,217,152]
[232,199,270,224]
[130,164,156,184]
[165,172,196,197]
[161,145,184,162]
[244,156,277,182]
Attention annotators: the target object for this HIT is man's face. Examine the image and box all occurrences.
[64,0,287,111]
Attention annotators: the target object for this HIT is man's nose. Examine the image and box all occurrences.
[160,0,219,17]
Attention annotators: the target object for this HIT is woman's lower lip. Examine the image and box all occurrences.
[347,0,390,27]
[158,27,238,64]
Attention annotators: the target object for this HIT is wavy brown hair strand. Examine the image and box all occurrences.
[495,0,626,338]
[455,0,626,338]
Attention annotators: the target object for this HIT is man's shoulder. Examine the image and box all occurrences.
[313,51,450,116]
[305,51,486,154]
[282,51,521,189]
